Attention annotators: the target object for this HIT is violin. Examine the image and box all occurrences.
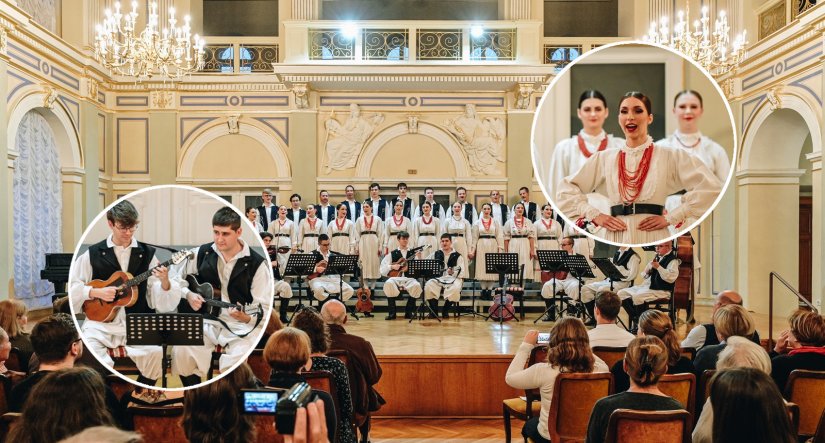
[355,261,374,315]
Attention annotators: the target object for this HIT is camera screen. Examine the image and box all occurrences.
[243,390,279,414]
[537,332,550,344]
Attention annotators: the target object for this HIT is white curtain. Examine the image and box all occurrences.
[13,111,62,308]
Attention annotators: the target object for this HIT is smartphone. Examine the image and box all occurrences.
[241,389,279,414]
[537,332,550,344]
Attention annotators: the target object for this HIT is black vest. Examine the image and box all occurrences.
[434,250,460,268]
[650,252,676,291]
[614,249,637,269]
[462,203,474,223]
[391,249,417,262]
[88,240,156,314]
[523,202,537,222]
[498,204,509,222]
[343,201,361,222]
[368,198,388,220]
[257,205,277,231]
[425,201,442,219]
[393,197,414,219]
[700,323,761,349]
[190,243,265,307]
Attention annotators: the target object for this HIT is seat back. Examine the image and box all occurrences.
[247,349,272,383]
[547,372,613,442]
[812,406,825,443]
[697,369,715,403]
[5,348,23,373]
[657,373,696,423]
[604,409,691,443]
[0,412,20,442]
[326,349,349,367]
[525,346,548,402]
[679,347,696,361]
[255,412,285,443]
[104,374,134,401]
[784,369,825,437]
[301,370,341,426]
[592,347,627,370]
[129,404,188,443]
[0,375,11,416]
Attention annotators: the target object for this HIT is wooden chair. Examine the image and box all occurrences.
[105,374,134,401]
[255,414,285,443]
[643,296,675,326]
[697,369,716,403]
[657,373,696,423]
[502,345,548,443]
[811,406,825,443]
[106,346,140,375]
[247,349,272,383]
[787,401,800,437]
[546,372,614,442]
[784,369,825,438]
[129,404,188,443]
[327,349,349,367]
[301,370,342,428]
[0,412,21,442]
[207,344,226,379]
[679,347,696,361]
[592,346,627,370]
[604,409,691,443]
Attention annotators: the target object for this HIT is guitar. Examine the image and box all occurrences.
[307,260,328,280]
[435,266,462,285]
[488,291,515,321]
[184,275,265,336]
[83,250,193,323]
[355,261,373,314]
[387,245,431,277]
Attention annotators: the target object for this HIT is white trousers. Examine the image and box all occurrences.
[172,322,261,379]
[82,325,163,380]
[274,280,293,299]
[541,278,580,300]
[580,280,632,303]
[309,276,354,301]
[424,278,463,302]
[383,277,423,298]
[617,285,670,305]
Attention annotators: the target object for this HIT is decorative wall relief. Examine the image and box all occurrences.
[17,0,57,34]
[227,114,241,134]
[323,103,384,172]
[42,85,57,109]
[443,104,506,175]
[150,91,175,109]
[293,83,310,109]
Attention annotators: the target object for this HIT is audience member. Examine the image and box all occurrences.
[692,336,772,443]
[505,318,608,443]
[8,367,115,443]
[292,309,356,443]
[182,363,260,443]
[0,300,32,372]
[681,290,760,350]
[0,326,25,383]
[709,368,796,443]
[610,310,693,392]
[587,291,635,348]
[693,304,755,375]
[586,336,684,443]
[264,327,338,442]
[59,426,143,443]
[321,300,384,443]
[257,312,285,349]
[770,309,825,391]
[285,399,331,443]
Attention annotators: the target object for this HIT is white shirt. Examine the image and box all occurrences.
[261,204,276,222]
[658,132,730,183]
[318,204,333,225]
[491,203,505,226]
[414,201,445,221]
[345,200,358,222]
[588,323,635,348]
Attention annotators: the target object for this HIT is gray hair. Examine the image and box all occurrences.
[716,336,771,374]
[320,300,347,325]
[59,426,143,443]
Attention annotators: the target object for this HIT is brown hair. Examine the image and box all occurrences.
[547,318,595,373]
[263,327,310,372]
[0,300,22,339]
[624,336,669,387]
[291,308,331,354]
[714,304,755,341]
[788,309,825,347]
[638,310,681,366]
[595,291,621,322]
[182,363,257,443]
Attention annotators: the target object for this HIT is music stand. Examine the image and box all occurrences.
[483,253,519,325]
[534,250,568,324]
[284,253,319,324]
[327,254,360,320]
[126,313,203,388]
[592,257,630,330]
[562,254,596,322]
[407,259,442,323]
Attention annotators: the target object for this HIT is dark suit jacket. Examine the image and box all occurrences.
[288,208,307,225]
[341,200,362,222]
[314,204,335,224]
[694,342,727,375]
[328,323,384,418]
[257,205,278,232]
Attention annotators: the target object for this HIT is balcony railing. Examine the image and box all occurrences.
[201,38,281,73]
[284,21,541,64]
[541,37,630,69]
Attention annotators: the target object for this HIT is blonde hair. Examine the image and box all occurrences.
[638,310,681,366]
[714,305,755,340]
[0,300,22,338]
[624,336,669,387]
[788,310,825,347]
[547,318,595,373]
[263,327,310,372]
[717,336,771,373]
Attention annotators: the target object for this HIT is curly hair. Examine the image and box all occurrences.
[546,317,595,373]
[624,336,669,387]
[182,363,258,443]
[292,308,331,354]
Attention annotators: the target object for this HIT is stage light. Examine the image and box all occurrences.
[470,25,484,38]
[341,23,358,40]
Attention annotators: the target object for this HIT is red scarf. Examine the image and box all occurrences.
[788,346,825,357]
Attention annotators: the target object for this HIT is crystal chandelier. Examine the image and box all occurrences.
[94,1,205,81]
[643,5,747,77]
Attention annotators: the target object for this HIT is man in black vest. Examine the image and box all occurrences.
[392,182,416,220]
[414,186,444,221]
[261,232,294,323]
[424,234,466,318]
[257,188,277,232]
[680,290,760,350]
[380,231,423,320]
[315,189,335,226]
[366,182,390,220]
[456,187,477,224]
[308,234,355,303]
[489,190,509,226]
[618,241,679,327]
[287,193,307,225]
[172,207,271,387]
[581,247,641,325]
[513,187,538,222]
[68,200,176,387]
[341,185,362,222]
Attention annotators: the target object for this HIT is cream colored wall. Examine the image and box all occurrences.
[370,134,456,178]
[191,134,278,179]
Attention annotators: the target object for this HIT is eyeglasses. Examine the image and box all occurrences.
[319,243,330,247]
[114,224,139,233]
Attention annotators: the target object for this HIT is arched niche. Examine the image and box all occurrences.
[7,89,83,169]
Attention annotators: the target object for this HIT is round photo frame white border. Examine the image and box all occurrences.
[530,40,739,248]
[67,183,274,392]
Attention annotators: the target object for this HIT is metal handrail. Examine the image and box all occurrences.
[768,271,818,347]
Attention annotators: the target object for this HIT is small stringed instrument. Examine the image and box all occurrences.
[307,260,328,280]
[355,261,373,314]
[386,245,430,277]
[83,250,193,322]
[488,290,515,321]
[672,233,695,322]
[184,275,264,336]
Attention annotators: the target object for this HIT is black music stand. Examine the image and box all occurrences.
[126,313,203,388]
[535,250,568,324]
[483,253,519,324]
[327,254,360,320]
[592,257,630,330]
[563,254,596,322]
[284,253,319,324]
[407,259,442,323]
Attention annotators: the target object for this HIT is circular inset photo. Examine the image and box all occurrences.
[532,42,735,247]
[68,185,273,391]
